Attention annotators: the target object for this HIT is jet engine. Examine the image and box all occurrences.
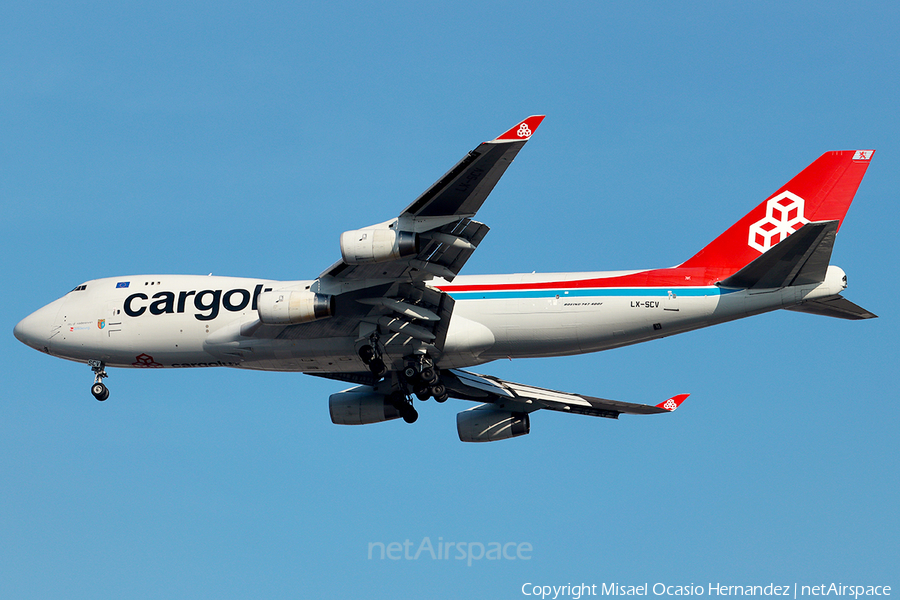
[329,387,402,425]
[456,406,530,443]
[257,291,334,325]
[340,228,419,264]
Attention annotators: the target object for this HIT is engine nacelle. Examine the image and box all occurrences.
[456,406,530,443]
[329,387,401,425]
[340,228,419,264]
[257,291,334,325]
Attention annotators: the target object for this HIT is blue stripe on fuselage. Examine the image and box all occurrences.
[445,287,738,301]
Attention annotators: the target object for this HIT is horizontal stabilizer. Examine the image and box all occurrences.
[786,295,877,320]
[717,221,837,289]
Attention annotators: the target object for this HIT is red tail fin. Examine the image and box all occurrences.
[681,150,874,273]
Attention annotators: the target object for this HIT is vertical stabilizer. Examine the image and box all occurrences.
[680,150,874,274]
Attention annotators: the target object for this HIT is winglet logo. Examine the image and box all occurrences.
[516,122,532,138]
[656,394,688,411]
[748,191,808,253]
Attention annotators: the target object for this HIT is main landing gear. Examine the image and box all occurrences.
[403,355,449,403]
[358,343,386,379]
[388,391,418,424]
[358,343,418,421]
[388,360,447,425]
[357,340,448,424]
[88,359,109,401]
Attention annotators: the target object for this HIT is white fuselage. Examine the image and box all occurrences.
[16,266,848,374]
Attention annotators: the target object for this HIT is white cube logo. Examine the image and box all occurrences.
[747,191,808,252]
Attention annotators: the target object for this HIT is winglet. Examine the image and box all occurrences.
[492,115,545,142]
[656,394,689,412]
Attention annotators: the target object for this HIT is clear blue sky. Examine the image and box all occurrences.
[2,2,897,598]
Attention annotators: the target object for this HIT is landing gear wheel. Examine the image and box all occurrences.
[404,366,417,379]
[368,358,387,379]
[401,406,419,424]
[358,345,375,364]
[420,367,437,385]
[387,391,418,424]
[431,382,448,403]
[415,388,431,401]
[91,382,109,401]
[88,359,109,401]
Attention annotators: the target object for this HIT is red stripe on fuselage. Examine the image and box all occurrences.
[438,267,732,293]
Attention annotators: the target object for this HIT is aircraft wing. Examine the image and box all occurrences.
[443,368,688,418]
[318,115,545,285]
[249,117,545,365]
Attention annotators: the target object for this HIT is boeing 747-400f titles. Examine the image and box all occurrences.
[14,117,877,442]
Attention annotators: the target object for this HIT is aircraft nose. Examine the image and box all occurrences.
[14,297,65,353]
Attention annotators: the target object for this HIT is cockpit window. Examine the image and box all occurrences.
[71,284,88,292]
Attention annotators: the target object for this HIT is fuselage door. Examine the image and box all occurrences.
[663,290,680,312]
[104,302,124,335]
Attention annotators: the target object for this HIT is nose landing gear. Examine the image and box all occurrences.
[88,359,109,401]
